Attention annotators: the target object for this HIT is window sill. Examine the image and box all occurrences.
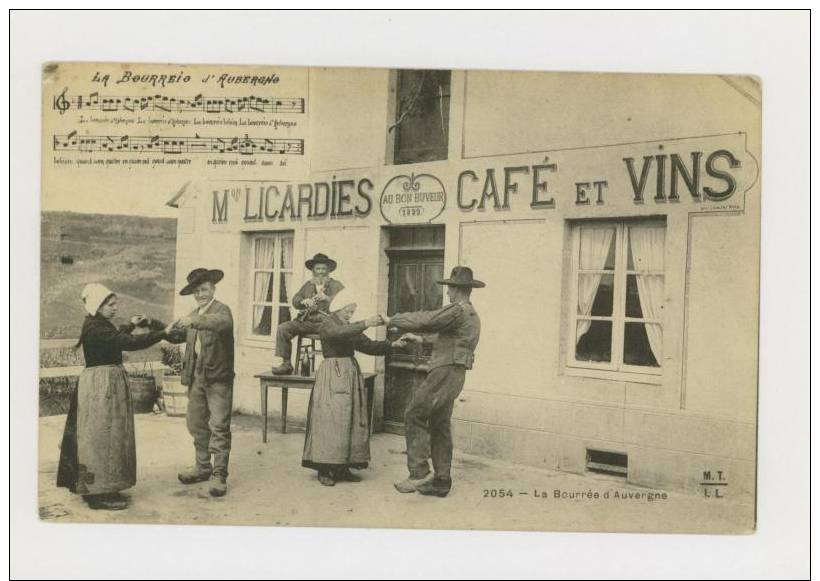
[564,366,662,386]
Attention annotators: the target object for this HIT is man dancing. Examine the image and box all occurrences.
[384,266,484,498]
[165,267,235,497]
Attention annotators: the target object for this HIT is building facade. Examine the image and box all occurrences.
[169,69,760,500]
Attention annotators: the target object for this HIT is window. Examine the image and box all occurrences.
[390,69,451,165]
[568,219,665,374]
[250,232,294,338]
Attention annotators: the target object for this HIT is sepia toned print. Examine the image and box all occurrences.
[39,62,760,533]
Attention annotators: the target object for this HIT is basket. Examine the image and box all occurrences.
[129,376,159,414]
[162,376,188,417]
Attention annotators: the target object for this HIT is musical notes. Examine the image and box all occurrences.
[53,132,304,156]
[52,88,305,115]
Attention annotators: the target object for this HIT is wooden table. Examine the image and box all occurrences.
[255,371,377,443]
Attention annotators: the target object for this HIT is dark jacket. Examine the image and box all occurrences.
[319,313,392,358]
[389,302,481,371]
[293,278,344,321]
[78,314,166,367]
[166,300,235,386]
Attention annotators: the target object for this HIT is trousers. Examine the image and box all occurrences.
[275,319,321,360]
[186,373,233,478]
[404,365,466,480]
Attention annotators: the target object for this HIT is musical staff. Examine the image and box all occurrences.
[53,132,304,156]
[52,88,305,115]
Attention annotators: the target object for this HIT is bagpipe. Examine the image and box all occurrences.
[294,282,329,322]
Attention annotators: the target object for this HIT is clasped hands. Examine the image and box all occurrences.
[391,333,424,349]
[164,315,193,335]
[130,314,149,327]
[361,314,422,348]
[128,314,153,335]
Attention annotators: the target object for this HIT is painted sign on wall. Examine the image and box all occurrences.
[379,173,446,224]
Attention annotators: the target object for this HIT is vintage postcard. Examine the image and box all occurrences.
[38,62,760,533]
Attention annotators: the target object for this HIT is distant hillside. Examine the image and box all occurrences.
[40,212,177,339]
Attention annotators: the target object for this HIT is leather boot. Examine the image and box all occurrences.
[271,361,294,375]
[83,493,128,511]
[417,476,452,498]
[394,472,434,493]
[334,468,362,483]
[208,475,228,497]
[178,465,212,484]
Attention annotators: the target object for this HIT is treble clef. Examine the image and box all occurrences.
[54,88,70,115]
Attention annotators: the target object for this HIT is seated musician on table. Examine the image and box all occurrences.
[271,253,344,375]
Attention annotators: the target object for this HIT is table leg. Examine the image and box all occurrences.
[281,387,289,434]
[261,383,268,443]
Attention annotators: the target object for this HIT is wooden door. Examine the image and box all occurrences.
[383,248,444,433]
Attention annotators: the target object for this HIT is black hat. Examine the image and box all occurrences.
[305,253,337,272]
[180,268,224,296]
[437,266,486,288]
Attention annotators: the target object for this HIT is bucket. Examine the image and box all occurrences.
[129,376,158,414]
[163,376,188,417]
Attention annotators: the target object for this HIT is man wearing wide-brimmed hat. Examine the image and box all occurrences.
[165,267,235,497]
[271,252,344,375]
[383,266,485,498]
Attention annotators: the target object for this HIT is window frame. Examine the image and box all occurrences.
[567,219,665,378]
[387,69,452,166]
[248,231,295,342]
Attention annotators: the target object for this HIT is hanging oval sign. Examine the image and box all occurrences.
[379,173,446,224]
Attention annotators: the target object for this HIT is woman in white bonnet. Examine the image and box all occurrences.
[56,283,168,510]
[301,287,409,486]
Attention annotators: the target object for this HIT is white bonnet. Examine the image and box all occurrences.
[81,283,115,316]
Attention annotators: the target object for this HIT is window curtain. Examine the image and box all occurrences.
[253,238,275,328]
[576,228,615,344]
[279,235,294,321]
[628,225,665,362]
[280,235,293,270]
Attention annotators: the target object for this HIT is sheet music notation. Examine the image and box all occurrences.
[53,132,305,156]
[52,89,305,115]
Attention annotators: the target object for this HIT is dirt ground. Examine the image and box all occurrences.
[38,413,754,534]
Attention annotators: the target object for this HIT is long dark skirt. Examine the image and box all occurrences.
[302,357,370,472]
[57,365,137,495]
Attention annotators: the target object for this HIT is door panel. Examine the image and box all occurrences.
[384,248,444,433]
[395,263,420,313]
[422,263,444,311]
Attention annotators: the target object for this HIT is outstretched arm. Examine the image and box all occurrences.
[85,322,166,352]
[164,325,187,344]
[320,314,382,341]
[388,304,461,333]
[188,306,233,333]
[146,318,167,331]
[353,334,393,356]
[320,319,368,341]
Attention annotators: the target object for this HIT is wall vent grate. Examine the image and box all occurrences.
[586,449,628,477]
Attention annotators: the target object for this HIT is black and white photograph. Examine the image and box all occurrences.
[36,59,762,531]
